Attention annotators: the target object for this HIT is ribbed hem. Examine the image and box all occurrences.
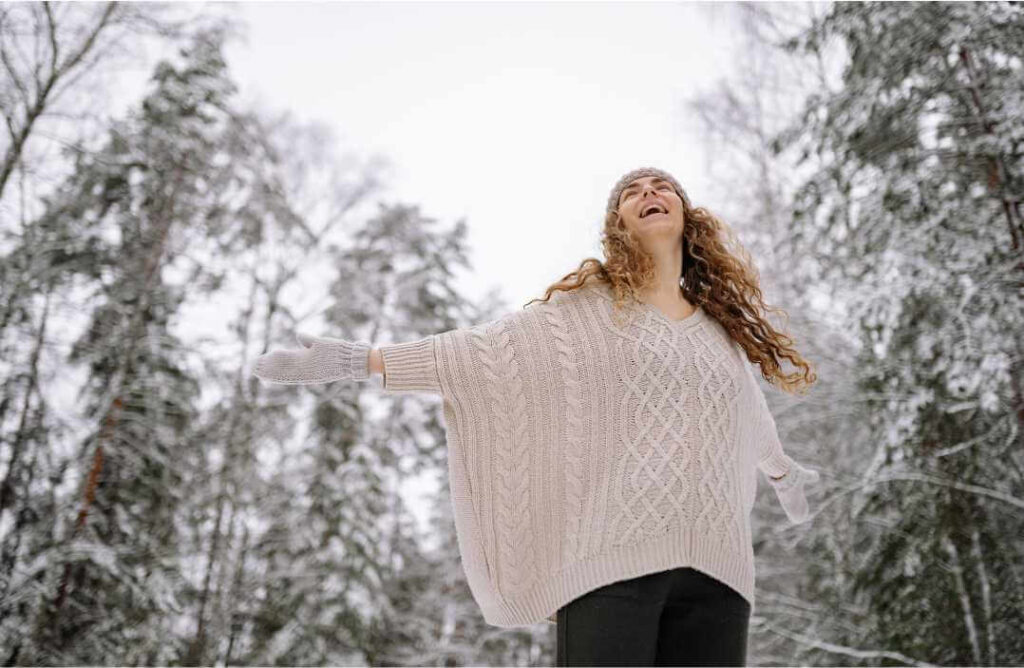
[380,336,441,393]
[472,526,756,628]
[758,449,794,480]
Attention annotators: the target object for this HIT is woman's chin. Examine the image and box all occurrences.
[637,222,682,239]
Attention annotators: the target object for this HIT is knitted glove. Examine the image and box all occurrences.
[768,461,820,524]
[253,332,371,384]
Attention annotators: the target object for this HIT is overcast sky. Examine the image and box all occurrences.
[211,1,743,309]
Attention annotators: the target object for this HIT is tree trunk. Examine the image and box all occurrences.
[969,527,995,665]
[942,532,982,665]
[183,482,226,666]
[955,45,1023,250]
[223,524,249,667]
[0,285,51,511]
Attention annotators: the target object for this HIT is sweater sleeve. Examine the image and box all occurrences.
[749,367,796,480]
[378,335,442,394]
[377,307,531,397]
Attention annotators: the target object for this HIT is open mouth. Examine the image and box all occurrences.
[640,205,668,219]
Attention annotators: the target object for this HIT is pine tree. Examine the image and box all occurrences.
[1,26,253,663]
[776,3,1024,664]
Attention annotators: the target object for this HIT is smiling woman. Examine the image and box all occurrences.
[252,166,821,666]
[527,166,816,395]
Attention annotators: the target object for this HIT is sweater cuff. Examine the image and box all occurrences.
[343,340,372,382]
[759,449,794,480]
[379,336,442,394]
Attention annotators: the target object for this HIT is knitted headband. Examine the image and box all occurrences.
[606,167,692,216]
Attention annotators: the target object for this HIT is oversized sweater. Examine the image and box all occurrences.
[375,279,804,627]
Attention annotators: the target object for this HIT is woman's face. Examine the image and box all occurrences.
[616,176,685,246]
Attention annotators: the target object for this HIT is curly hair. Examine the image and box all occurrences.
[523,200,817,394]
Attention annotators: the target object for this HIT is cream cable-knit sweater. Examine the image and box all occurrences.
[375,279,803,627]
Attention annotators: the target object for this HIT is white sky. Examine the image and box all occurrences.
[217,0,743,308]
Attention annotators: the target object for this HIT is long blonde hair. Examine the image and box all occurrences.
[524,202,817,394]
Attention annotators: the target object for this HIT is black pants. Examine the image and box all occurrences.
[555,566,751,667]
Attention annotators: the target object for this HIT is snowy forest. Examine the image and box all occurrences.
[0,1,1022,665]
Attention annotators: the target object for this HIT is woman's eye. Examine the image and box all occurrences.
[622,184,669,202]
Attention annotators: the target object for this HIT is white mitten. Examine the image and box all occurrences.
[253,332,371,384]
[768,461,820,524]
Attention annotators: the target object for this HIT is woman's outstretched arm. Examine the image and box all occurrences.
[739,348,820,524]
[253,332,441,395]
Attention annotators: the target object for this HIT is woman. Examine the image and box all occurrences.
[253,167,821,667]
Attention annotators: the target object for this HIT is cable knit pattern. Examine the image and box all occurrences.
[376,279,808,627]
[478,317,535,596]
[542,294,587,565]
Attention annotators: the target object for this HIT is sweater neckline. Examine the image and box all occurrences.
[638,300,706,330]
[582,281,708,331]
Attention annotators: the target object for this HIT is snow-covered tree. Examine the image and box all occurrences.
[775,3,1024,664]
[0,26,264,663]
